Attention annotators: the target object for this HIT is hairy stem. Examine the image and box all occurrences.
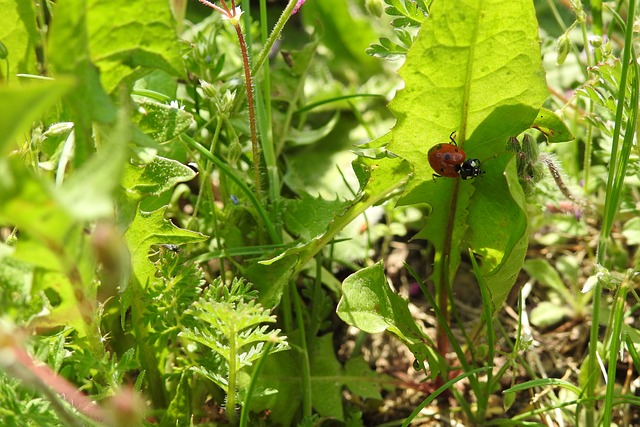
[234,22,263,202]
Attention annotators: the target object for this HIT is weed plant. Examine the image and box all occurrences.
[0,0,639,426]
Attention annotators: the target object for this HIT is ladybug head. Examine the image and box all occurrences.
[458,158,484,180]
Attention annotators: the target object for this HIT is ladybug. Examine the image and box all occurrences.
[428,131,484,180]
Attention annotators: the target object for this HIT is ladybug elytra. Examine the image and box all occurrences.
[427,131,484,180]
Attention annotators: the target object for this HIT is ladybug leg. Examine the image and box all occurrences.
[432,173,442,180]
[449,130,457,145]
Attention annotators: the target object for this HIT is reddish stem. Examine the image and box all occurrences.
[233,22,262,199]
[12,345,106,422]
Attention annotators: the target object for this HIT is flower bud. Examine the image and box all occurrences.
[200,79,217,99]
[228,139,242,165]
[588,35,602,49]
[556,33,572,65]
[365,0,384,18]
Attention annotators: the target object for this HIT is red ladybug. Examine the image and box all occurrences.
[428,132,484,180]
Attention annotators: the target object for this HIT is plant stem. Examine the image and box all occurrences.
[251,0,300,77]
[590,0,602,37]
[601,276,630,426]
[255,0,279,207]
[227,322,238,424]
[436,181,461,371]
[292,287,312,419]
[206,117,227,277]
[579,14,595,192]
[233,22,263,202]
[239,342,273,427]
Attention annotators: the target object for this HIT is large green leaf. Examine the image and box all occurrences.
[388,0,547,181]
[0,159,74,246]
[87,0,183,93]
[386,0,548,310]
[337,262,442,376]
[48,0,117,163]
[0,0,38,83]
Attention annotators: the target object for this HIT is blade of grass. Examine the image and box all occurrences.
[469,248,496,421]
[295,93,385,114]
[602,274,631,426]
[401,366,491,427]
[589,1,638,425]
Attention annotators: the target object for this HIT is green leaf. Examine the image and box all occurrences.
[384,0,428,26]
[622,217,640,245]
[385,0,548,310]
[253,334,348,422]
[48,0,117,162]
[283,193,350,242]
[0,244,36,320]
[30,269,95,335]
[122,156,197,197]
[344,357,391,400]
[530,301,571,328]
[466,154,529,310]
[0,158,74,244]
[338,263,424,343]
[366,40,408,61]
[337,262,441,375]
[0,0,38,83]
[125,206,207,289]
[284,112,341,146]
[250,349,301,426]
[309,334,345,420]
[0,159,99,337]
[133,100,193,143]
[162,371,192,427]
[87,0,184,93]
[523,258,572,304]
[532,108,575,142]
[388,0,548,197]
[0,81,73,154]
